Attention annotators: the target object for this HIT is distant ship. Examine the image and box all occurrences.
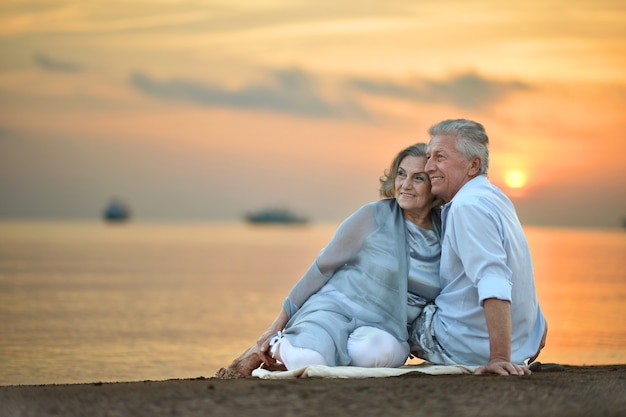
[103,199,131,222]
[245,208,308,225]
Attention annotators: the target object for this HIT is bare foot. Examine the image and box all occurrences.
[214,344,263,378]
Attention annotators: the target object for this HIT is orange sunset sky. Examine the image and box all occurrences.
[0,0,625,227]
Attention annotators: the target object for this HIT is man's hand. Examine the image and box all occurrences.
[475,360,531,376]
[480,298,531,375]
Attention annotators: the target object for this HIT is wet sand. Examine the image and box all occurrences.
[1,365,625,417]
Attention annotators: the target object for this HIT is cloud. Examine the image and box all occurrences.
[33,53,83,73]
[130,68,531,120]
[129,68,372,120]
[346,72,531,108]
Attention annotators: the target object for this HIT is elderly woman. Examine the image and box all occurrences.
[219,143,443,377]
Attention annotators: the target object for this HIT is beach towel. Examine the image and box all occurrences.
[252,363,479,379]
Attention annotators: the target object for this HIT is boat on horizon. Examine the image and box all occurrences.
[245,208,308,225]
[103,199,131,223]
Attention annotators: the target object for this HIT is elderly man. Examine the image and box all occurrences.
[411,119,547,376]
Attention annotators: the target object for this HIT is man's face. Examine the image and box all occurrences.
[425,134,477,203]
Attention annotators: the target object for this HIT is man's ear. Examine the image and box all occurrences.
[468,157,482,176]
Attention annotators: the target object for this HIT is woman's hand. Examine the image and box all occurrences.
[257,327,281,366]
[257,308,290,367]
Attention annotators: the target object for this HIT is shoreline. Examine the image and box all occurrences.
[1,365,625,417]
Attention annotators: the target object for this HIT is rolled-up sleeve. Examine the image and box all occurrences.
[449,200,512,306]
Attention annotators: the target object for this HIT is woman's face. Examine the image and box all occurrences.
[394,155,434,221]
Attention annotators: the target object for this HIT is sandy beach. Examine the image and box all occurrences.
[1,364,624,417]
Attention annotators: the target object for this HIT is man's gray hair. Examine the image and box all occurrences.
[428,119,489,175]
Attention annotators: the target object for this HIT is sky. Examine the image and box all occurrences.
[0,0,625,228]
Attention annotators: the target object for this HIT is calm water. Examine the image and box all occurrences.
[0,221,624,386]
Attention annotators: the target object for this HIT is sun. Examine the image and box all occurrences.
[504,170,527,189]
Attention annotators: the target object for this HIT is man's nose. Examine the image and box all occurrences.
[425,158,434,172]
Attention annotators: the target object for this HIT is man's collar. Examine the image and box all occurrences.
[443,175,488,207]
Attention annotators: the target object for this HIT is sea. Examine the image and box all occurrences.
[0,220,624,386]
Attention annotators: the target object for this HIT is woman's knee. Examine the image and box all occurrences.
[275,337,328,370]
[347,326,409,368]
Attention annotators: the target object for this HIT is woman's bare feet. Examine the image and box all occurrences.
[214,343,288,378]
[214,344,263,378]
